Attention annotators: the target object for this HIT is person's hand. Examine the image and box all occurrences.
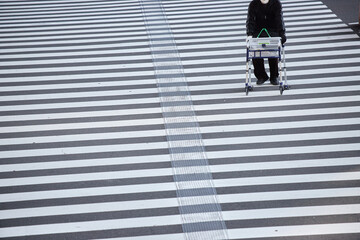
[281,34,287,45]
[246,36,253,42]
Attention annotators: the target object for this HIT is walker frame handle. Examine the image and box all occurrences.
[257,28,271,38]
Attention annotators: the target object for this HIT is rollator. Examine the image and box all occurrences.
[245,28,289,95]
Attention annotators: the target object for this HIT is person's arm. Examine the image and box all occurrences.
[274,0,286,44]
[246,2,256,37]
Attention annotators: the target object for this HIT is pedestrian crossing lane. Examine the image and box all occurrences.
[1,0,360,239]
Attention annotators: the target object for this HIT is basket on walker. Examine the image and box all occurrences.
[245,28,289,95]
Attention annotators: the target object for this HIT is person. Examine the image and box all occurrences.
[246,0,286,85]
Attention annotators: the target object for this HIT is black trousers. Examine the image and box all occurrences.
[253,58,279,80]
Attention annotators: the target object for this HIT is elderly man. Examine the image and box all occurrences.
[246,0,286,85]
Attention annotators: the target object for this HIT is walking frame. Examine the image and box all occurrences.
[245,28,290,95]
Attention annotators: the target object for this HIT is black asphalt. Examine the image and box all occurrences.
[321,0,360,35]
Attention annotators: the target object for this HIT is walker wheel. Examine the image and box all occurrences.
[245,85,253,95]
[280,86,284,95]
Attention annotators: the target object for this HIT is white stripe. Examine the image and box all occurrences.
[1,170,359,203]
[286,22,346,31]
[0,110,357,147]
[0,2,137,14]
[164,0,244,3]
[178,40,359,58]
[166,7,329,24]
[2,187,358,220]
[166,8,334,21]
[0,154,171,173]
[0,0,324,21]
[3,2,239,15]
[0,167,173,187]
[204,130,360,146]
[0,48,151,59]
[287,48,360,58]
[219,187,360,204]
[165,7,332,24]
[0,97,159,111]
[0,9,141,22]
[1,104,359,134]
[1,33,357,69]
[0,103,161,122]
[167,12,335,28]
[1,64,358,89]
[211,157,360,174]
[6,109,360,140]
[0,197,179,219]
[2,156,359,188]
[0,26,352,53]
[1,75,360,102]
[213,171,360,189]
[290,34,358,44]
[0,5,142,18]
[202,118,360,136]
[287,66,360,77]
[226,204,360,221]
[0,141,168,159]
[207,143,360,159]
[191,82,360,96]
[0,62,154,74]
[1,25,354,59]
[0,118,165,134]
[195,95,360,112]
[0,215,183,238]
[165,2,248,11]
[93,233,185,240]
[0,182,177,202]
[1,86,357,112]
[194,76,360,91]
[285,8,332,16]
[0,35,149,48]
[0,20,146,33]
[0,43,150,53]
[4,58,358,85]
[159,7,246,16]
[286,39,360,52]
[9,0,134,4]
[0,133,358,172]
[0,32,356,64]
[0,0,124,9]
[187,74,360,87]
[0,70,155,84]
[288,57,360,67]
[0,55,153,66]
[181,169,360,190]
[228,223,360,239]
[0,31,150,47]
[0,17,342,40]
[164,4,326,17]
[0,21,344,44]
[0,0,133,6]
[0,128,166,146]
[0,15,145,28]
[172,35,359,51]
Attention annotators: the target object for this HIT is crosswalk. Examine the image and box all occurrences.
[1,0,360,239]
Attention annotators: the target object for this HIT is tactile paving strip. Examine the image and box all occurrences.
[139,0,229,239]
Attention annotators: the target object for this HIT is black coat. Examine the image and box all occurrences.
[246,0,286,39]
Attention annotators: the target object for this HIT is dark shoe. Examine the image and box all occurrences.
[270,77,279,85]
[256,77,269,85]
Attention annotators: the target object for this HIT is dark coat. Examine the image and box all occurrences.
[246,0,286,40]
